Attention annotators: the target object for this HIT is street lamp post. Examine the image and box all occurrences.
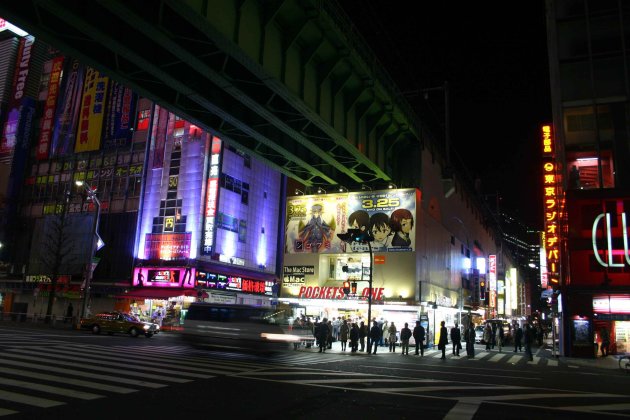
[76,181,101,325]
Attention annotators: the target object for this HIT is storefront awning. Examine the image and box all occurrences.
[115,288,207,300]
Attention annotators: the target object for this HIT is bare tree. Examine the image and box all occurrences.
[38,190,76,323]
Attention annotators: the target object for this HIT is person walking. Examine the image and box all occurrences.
[326,319,333,349]
[381,320,388,347]
[484,323,492,351]
[465,322,476,359]
[496,324,504,353]
[64,302,74,324]
[413,320,425,356]
[450,322,462,356]
[369,320,381,354]
[359,321,367,352]
[438,321,448,360]
[400,322,412,355]
[600,327,610,357]
[339,319,349,351]
[514,324,523,352]
[315,318,329,353]
[388,321,398,352]
[524,323,533,361]
[349,322,359,352]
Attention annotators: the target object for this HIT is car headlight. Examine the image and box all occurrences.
[143,324,150,330]
[260,333,300,342]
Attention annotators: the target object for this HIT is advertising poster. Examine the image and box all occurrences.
[36,56,64,160]
[152,106,169,169]
[284,188,417,254]
[0,35,35,158]
[50,59,84,157]
[103,80,137,149]
[75,67,109,153]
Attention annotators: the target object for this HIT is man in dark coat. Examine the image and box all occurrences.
[450,322,462,356]
[369,320,381,354]
[514,323,523,352]
[315,318,329,353]
[438,320,448,360]
[465,323,475,359]
[359,321,367,352]
[413,320,425,356]
[349,323,359,352]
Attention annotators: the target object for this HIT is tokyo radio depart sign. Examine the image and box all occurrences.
[284,188,417,254]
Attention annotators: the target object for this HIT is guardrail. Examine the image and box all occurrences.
[0,311,76,329]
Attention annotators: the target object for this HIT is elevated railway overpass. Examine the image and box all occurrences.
[0,0,451,191]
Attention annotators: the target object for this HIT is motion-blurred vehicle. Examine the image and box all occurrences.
[181,303,304,352]
[80,311,160,338]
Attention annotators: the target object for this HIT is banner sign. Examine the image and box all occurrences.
[297,286,385,301]
[36,56,64,159]
[75,67,109,153]
[285,188,417,254]
[144,232,191,261]
[0,35,35,158]
[50,59,84,157]
[103,81,137,149]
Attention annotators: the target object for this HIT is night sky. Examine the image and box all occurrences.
[338,1,550,228]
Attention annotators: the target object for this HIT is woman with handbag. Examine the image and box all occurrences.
[438,320,448,360]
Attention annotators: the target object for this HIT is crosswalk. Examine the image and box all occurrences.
[0,336,624,418]
[387,347,559,366]
[0,342,270,417]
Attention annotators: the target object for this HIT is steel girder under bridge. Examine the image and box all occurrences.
[0,0,437,189]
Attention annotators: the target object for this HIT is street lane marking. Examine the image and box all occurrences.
[367,385,527,393]
[0,389,63,408]
[14,347,217,377]
[507,355,521,364]
[444,401,480,420]
[558,403,630,412]
[470,351,489,360]
[0,408,18,416]
[0,357,166,388]
[0,377,102,400]
[0,366,136,393]
[489,354,505,362]
[547,359,558,367]
[3,350,193,383]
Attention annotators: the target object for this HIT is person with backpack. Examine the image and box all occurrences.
[400,322,412,355]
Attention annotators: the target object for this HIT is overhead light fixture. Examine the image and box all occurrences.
[388,183,398,189]
[317,187,327,194]
[576,157,598,162]
[338,186,347,192]
[361,184,372,191]
[294,189,304,195]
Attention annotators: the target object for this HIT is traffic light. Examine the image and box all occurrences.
[343,281,351,295]
[479,279,486,300]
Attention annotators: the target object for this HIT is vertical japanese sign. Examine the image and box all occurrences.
[0,35,35,158]
[36,56,64,159]
[50,59,84,157]
[103,80,137,149]
[152,106,169,169]
[541,124,560,286]
[75,67,109,152]
[201,136,222,256]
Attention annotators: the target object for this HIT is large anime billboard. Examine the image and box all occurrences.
[285,188,417,254]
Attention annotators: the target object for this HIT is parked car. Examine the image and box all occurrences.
[80,311,160,338]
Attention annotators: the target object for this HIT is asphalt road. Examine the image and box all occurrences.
[0,325,628,419]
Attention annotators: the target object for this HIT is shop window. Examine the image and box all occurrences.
[128,177,142,197]
[566,148,615,189]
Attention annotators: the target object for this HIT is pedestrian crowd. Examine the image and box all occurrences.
[291,315,544,361]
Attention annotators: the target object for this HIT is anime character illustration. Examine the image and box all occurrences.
[298,204,333,253]
[348,210,369,232]
[390,208,413,247]
[369,212,392,251]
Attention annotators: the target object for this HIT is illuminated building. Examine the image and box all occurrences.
[546,1,630,357]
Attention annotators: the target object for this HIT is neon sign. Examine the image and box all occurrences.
[541,124,560,284]
[201,137,221,255]
[592,212,630,267]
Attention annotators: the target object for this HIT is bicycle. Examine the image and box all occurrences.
[619,354,630,373]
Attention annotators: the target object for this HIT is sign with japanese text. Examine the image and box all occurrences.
[285,188,418,254]
[75,67,109,152]
[541,124,560,285]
